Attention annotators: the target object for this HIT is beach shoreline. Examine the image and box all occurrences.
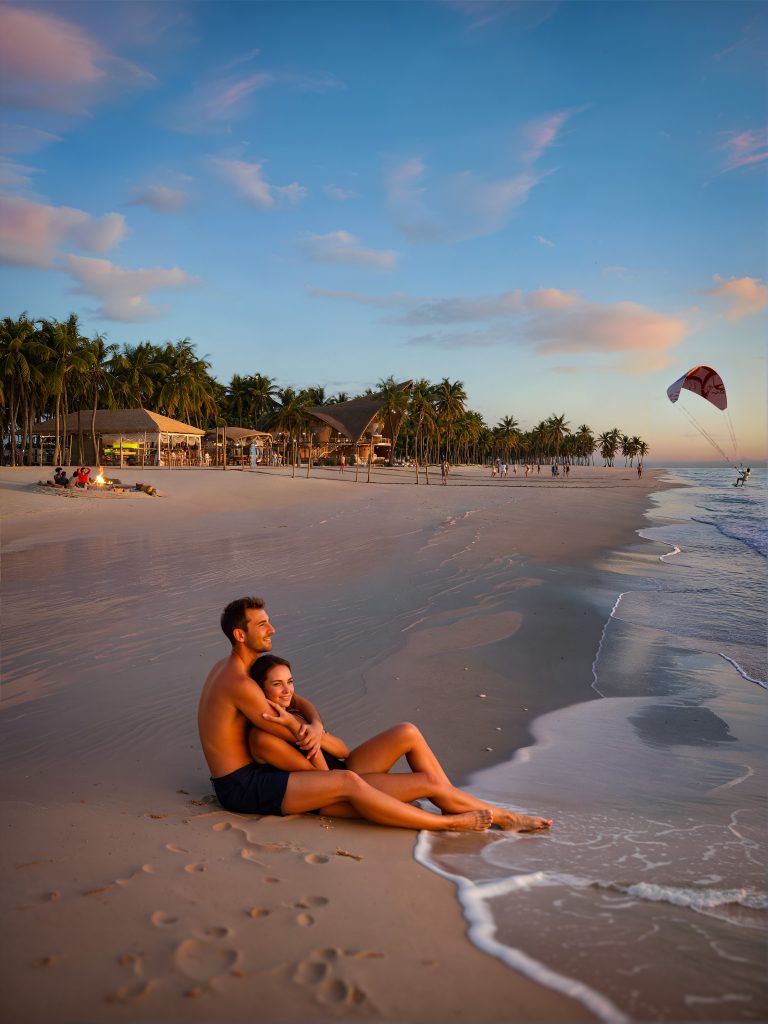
[1,464,673,1022]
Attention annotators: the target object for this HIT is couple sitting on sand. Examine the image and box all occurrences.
[198,597,552,834]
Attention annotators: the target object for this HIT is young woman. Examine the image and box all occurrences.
[249,654,551,832]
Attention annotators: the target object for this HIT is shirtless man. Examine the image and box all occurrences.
[198,597,494,831]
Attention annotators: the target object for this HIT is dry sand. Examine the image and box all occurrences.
[0,463,669,1022]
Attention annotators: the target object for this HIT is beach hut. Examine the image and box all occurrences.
[31,409,206,467]
[203,427,274,467]
[307,382,412,465]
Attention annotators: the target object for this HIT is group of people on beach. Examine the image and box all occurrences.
[52,466,91,488]
[198,597,552,833]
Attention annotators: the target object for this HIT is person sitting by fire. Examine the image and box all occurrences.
[76,466,91,488]
[53,466,69,487]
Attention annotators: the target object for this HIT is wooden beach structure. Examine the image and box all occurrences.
[203,427,274,467]
[304,383,412,465]
[31,409,206,467]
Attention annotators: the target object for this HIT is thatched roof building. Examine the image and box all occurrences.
[307,382,412,451]
[33,409,205,438]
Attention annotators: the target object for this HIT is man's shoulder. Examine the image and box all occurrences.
[205,654,250,693]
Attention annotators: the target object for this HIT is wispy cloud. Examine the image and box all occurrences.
[64,255,200,321]
[211,158,307,209]
[129,185,190,213]
[704,275,767,319]
[446,1,559,32]
[0,196,126,268]
[306,287,412,307]
[0,123,63,155]
[387,157,541,243]
[394,291,523,325]
[719,128,768,172]
[167,52,344,132]
[387,107,583,244]
[409,327,508,350]
[0,4,153,113]
[323,184,359,201]
[303,231,398,269]
[534,234,556,248]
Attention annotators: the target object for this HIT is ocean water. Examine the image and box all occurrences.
[417,467,767,1022]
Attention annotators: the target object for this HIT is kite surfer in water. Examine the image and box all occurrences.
[734,466,751,487]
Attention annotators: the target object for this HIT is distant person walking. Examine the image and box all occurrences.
[440,459,449,485]
[339,454,346,476]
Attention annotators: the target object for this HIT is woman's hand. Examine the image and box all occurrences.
[296,718,323,760]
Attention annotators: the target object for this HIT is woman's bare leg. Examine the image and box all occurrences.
[347,724,552,831]
[281,770,492,832]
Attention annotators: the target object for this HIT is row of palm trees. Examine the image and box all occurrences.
[1,312,648,467]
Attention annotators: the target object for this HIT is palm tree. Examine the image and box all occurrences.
[408,379,437,482]
[432,378,467,461]
[157,338,218,426]
[85,334,122,464]
[495,415,520,465]
[115,341,167,409]
[267,387,312,469]
[38,314,91,464]
[0,313,47,465]
[544,413,570,464]
[574,424,595,465]
[375,376,410,466]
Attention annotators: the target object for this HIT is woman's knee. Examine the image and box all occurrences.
[393,721,422,743]
[333,769,365,796]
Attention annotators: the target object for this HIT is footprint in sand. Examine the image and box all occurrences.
[105,980,159,1004]
[240,849,264,865]
[293,959,328,984]
[295,896,329,909]
[263,876,280,884]
[303,853,329,865]
[212,821,232,832]
[184,863,206,874]
[165,843,188,854]
[173,938,238,982]
[317,977,367,1007]
[150,911,178,928]
[198,926,230,939]
[296,912,314,927]
[246,907,270,919]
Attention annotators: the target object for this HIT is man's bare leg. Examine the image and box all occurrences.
[281,770,492,832]
[347,724,552,832]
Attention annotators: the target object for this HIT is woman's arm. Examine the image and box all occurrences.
[320,730,350,759]
[292,694,324,759]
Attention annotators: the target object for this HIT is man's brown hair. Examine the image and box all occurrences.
[220,596,265,645]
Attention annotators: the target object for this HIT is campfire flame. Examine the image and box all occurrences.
[93,467,107,486]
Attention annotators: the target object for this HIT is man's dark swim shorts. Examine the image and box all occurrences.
[211,762,290,815]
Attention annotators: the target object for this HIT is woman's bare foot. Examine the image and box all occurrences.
[440,809,493,832]
[493,809,553,832]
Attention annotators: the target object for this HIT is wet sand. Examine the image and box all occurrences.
[0,463,667,1022]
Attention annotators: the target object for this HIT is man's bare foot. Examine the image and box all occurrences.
[440,809,493,832]
[493,809,552,832]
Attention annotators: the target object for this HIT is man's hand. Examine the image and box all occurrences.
[296,718,323,760]
[261,700,301,736]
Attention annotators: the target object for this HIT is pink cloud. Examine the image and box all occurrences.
[211,157,307,209]
[65,255,200,321]
[705,275,767,320]
[0,5,151,112]
[720,129,768,172]
[522,106,588,163]
[526,287,581,311]
[526,301,687,364]
[0,196,125,267]
[303,231,398,269]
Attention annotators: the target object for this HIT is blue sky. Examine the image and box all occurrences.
[1,0,765,461]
